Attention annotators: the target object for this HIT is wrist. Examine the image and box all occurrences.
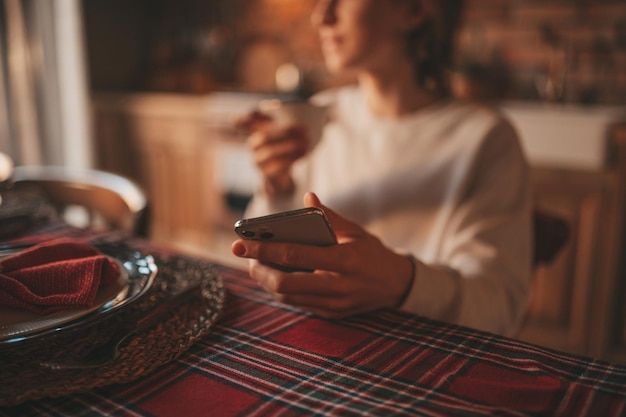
[264,175,294,197]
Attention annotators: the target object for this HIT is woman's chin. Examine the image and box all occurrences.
[323,59,341,73]
[321,51,349,72]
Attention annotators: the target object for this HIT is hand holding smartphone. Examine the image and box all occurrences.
[234,207,337,246]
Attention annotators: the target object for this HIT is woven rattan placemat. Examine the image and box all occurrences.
[0,242,226,406]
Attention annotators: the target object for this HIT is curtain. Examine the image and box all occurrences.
[0,0,92,168]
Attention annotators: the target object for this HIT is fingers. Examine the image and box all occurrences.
[234,111,272,133]
[231,193,367,274]
[250,133,306,177]
[248,261,372,318]
[232,237,359,276]
[250,260,346,296]
[303,192,367,240]
[303,191,322,208]
[248,127,308,179]
[302,192,346,229]
[248,126,309,156]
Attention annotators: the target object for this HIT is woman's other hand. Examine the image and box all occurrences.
[236,111,309,197]
[231,192,415,318]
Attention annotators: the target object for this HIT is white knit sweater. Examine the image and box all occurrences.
[246,86,532,336]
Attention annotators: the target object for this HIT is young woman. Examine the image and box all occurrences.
[232,0,532,336]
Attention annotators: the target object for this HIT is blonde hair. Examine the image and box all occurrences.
[405,0,465,97]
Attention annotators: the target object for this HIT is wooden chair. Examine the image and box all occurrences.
[10,166,149,237]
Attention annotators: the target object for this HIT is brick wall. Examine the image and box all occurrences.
[85,0,625,105]
[458,0,626,104]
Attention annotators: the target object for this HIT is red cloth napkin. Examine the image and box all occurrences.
[0,238,120,314]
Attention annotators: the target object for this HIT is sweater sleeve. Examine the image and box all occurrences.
[399,119,533,336]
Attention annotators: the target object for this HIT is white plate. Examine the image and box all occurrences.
[0,259,129,340]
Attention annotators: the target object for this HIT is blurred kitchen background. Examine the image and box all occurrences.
[83,0,626,103]
[1,0,626,362]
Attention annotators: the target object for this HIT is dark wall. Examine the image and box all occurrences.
[82,0,626,104]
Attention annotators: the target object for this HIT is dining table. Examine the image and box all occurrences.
[1,223,626,417]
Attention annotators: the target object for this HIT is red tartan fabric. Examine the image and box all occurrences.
[123,269,626,417]
[0,238,120,313]
[1,231,626,416]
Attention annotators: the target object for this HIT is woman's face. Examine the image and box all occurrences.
[311,0,421,75]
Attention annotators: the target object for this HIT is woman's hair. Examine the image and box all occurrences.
[406,0,465,97]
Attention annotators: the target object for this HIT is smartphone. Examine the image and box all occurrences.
[234,207,337,246]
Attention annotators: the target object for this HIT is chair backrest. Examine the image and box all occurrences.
[532,209,570,268]
[10,166,149,236]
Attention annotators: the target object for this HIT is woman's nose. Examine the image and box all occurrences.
[311,0,337,27]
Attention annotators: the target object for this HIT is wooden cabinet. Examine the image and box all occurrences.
[92,94,626,363]
[92,94,221,251]
[92,92,263,261]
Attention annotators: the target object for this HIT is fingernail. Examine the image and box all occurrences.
[232,242,246,257]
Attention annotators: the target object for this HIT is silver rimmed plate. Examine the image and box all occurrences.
[0,258,129,339]
[0,242,157,345]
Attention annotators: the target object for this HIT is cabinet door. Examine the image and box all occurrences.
[92,107,141,181]
[517,168,606,356]
[92,95,219,250]
[130,116,217,248]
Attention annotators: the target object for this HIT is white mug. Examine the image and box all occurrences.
[258,99,328,147]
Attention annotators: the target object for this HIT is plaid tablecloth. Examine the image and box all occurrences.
[2,234,626,416]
